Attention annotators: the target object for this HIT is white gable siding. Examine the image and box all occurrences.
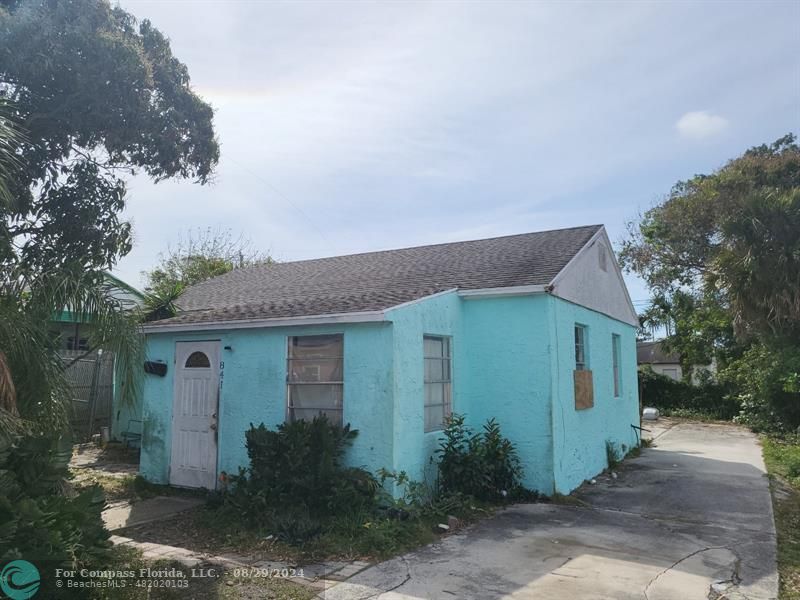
[549,229,639,327]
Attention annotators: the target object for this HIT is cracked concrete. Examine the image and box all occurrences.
[320,422,778,599]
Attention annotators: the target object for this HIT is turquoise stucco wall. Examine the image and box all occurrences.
[381,292,556,494]
[139,323,394,486]
[385,291,464,486]
[549,296,640,493]
[139,291,638,497]
[461,295,556,494]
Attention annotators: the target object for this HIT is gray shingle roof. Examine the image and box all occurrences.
[153,224,603,326]
[637,341,680,365]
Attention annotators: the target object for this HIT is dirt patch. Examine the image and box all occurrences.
[119,507,303,564]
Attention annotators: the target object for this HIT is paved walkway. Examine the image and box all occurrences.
[321,421,778,600]
[103,495,204,531]
[109,533,372,591]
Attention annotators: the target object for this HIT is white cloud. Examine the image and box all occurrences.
[675,110,730,139]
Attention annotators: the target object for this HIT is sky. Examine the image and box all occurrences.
[115,0,800,313]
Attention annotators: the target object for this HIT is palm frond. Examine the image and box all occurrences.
[0,98,26,209]
[0,351,18,416]
[26,267,145,409]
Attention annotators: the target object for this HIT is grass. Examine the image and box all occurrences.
[762,434,800,599]
[73,472,204,504]
[606,440,622,470]
[121,496,495,565]
[655,407,730,422]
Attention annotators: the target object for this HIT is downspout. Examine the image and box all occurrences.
[546,286,560,495]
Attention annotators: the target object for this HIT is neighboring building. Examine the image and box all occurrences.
[139,224,640,495]
[637,340,716,384]
[637,341,683,381]
[51,272,145,441]
[50,272,145,351]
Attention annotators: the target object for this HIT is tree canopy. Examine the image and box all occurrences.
[0,0,220,430]
[622,134,800,343]
[0,0,219,282]
[141,228,271,320]
[623,134,800,429]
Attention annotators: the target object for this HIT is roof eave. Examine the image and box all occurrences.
[457,284,549,298]
[142,309,387,334]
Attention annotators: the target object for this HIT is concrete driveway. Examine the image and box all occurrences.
[322,421,778,600]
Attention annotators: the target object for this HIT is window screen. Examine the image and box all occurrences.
[287,335,344,426]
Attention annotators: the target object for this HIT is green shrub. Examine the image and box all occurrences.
[638,367,738,420]
[726,343,800,432]
[217,416,379,541]
[0,434,111,598]
[437,414,524,501]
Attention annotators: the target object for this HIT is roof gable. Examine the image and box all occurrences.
[154,225,603,326]
[549,228,640,327]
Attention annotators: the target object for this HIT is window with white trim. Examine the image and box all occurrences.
[612,334,622,397]
[424,336,452,432]
[575,325,588,370]
[287,334,343,426]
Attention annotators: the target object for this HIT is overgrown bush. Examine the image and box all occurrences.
[208,414,536,552]
[437,414,524,501]
[0,434,112,597]
[724,343,800,432]
[216,416,379,540]
[638,367,738,420]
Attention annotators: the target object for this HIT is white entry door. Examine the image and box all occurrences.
[170,341,220,489]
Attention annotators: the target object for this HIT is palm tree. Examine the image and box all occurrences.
[0,102,144,441]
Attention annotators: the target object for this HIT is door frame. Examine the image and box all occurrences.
[169,340,221,489]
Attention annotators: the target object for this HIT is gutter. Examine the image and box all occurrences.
[142,309,387,334]
[457,284,549,298]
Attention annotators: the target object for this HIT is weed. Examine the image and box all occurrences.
[762,434,800,599]
[437,414,525,501]
[605,440,621,471]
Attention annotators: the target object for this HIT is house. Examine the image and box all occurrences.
[50,272,145,352]
[51,272,145,442]
[637,341,683,381]
[139,224,640,495]
[637,340,716,384]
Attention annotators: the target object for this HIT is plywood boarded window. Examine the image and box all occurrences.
[574,369,594,410]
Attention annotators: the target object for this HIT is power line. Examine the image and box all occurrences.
[225,156,338,255]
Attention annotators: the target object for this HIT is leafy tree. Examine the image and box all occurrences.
[639,289,735,374]
[622,134,800,428]
[622,134,799,343]
[143,227,272,302]
[0,0,219,433]
[0,0,219,283]
[0,2,219,587]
